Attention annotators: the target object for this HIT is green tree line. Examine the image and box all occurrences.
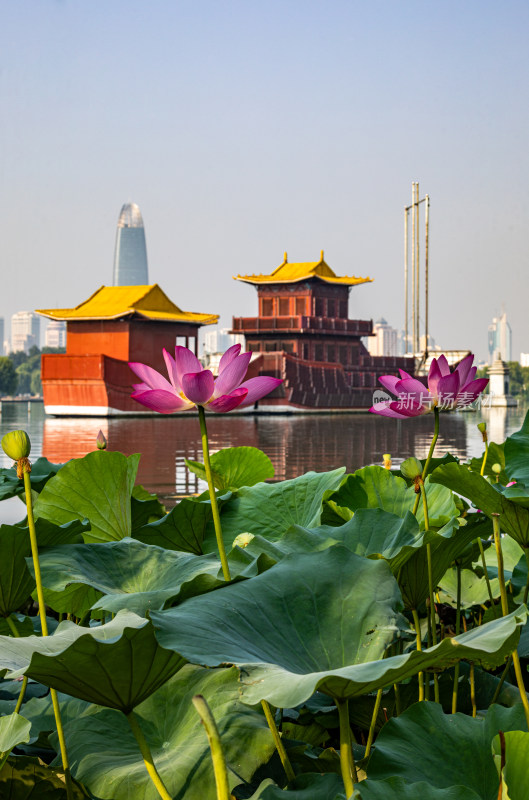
[0,346,65,397]
[476,362,529,398]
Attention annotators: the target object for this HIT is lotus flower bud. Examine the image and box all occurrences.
[382,453,392,470]
[96,430,107,450]
[1,430,31,461]
[492,463,502,475]
[477,421,488,442]
[232,533,254,549]
[401,457,423,480]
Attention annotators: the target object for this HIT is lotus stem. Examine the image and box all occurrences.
[469,663,477,717]
[452,561,462,714]
[523,550,529,605]
[411,608,424,702]
[477,537,495,607]
[126,710,173,800]
[479,442,489,477]
[421,482,439,703]
[261,700,295,783]
[6,615,28,714]
[22,467,74,800]
[364,687,383,760]
[197,406,231,582]
[492,513,529,728]
[490,655,512,706]
[336,697,357,796]
[413,406,440,516]
[5,615,20,638]
[192,695,230,800]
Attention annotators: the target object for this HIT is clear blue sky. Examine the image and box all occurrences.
[1,0,528,360]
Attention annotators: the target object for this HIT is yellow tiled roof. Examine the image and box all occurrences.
[36,284,218,325]
[234,252,372,286]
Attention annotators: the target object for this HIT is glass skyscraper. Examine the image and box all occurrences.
[112,202,149,286]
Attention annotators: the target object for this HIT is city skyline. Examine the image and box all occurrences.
[1,2,528,361]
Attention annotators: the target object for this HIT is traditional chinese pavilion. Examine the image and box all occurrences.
[37,284,218,416]
[232,252,414,410]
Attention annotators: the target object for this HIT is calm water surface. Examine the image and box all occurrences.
[0,401,526,521]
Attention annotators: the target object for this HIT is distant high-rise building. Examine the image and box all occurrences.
[0,318,4,356]
[45,320,66,349]
[112,202,149,286]
[488,311,512,363]
[367,318,398,357]
[203,327,245,355]
[11,311,40,353]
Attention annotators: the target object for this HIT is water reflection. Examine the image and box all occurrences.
[0,402,527,508]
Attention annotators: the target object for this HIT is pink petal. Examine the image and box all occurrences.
[369,402,408,419]
[129,362,174,392]
[395,377,431,407]
[131,390,192,414]
[428,359,442,396]
[174,347,202,385]
[398,369,414,380]
[389,399,429,417]
[436,372,461,408]
[378,375,400,395]
[218,344,242,374]
[163,349,181,392]
[436,355,451,376]
[457,378,489,404]
[213,352,252,397]
[207,388,248,412]
[455,354,474,387]
[236,376,283,407]
[132,382,150,393]
[462,366,477,389]
[181,370,215,405]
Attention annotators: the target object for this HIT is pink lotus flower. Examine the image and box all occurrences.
[370,354,488,419]
[129,344,282,414]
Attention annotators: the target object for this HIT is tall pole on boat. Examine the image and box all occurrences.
[424,194,430,357]
[411,183,416,354]
[404,204,409,354]
[415,181,420,355]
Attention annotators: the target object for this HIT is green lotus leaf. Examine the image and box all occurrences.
[467,442,507,484]
[39,583,103,619]
[0,457,63,502]
[0,519,88,618]
[34,451,140,543]
[249,773,346,799]
[203,468,345,553]
[186,446,275,491]
[397,517,480,610]
[0,754,86,799]
[504,409,529,486]
[491,730,529,800]
[325,467,458,529]
[352,778,481,800]
[130,485,166,530]
[431,464,529,546]
[0,616,35,637]
[21,692,99,741]
[32,537,223,616]
[238,509,432,576]
[366,701,528,800]
[0,610,184,711]
[54,665,274,800]
[152,548,526,708]
[0,712,31,753]
[438,567,500,608]
[133,493,230,553]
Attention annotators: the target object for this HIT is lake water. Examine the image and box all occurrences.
[0,401,526,523]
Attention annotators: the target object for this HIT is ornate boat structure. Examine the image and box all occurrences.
[231,252,414,410]
[37,285,217,416]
